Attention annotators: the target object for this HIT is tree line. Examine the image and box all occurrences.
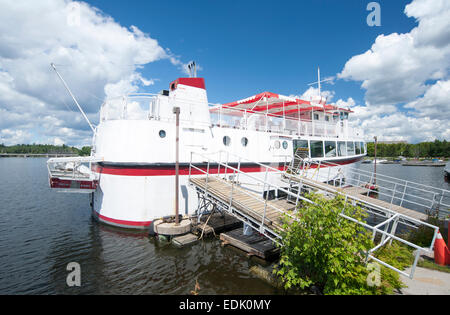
[0,144,91,156]
[367,140,449,158]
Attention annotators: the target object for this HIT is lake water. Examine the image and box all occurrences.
[0,158,448,294]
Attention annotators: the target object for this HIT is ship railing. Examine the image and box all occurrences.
[189,150,439,279]
[98,94,364,139]
[209,106,364,140]
[288,152,450,220]
[100,94,159,121]
[47,156,103,179]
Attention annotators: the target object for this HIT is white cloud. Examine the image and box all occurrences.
[0,0,186,146]
[337,0,450,143]
[404,79,450,119]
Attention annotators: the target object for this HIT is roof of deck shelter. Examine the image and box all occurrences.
[210,91,353,118]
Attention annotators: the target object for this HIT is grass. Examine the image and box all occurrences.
[417,260,450,273]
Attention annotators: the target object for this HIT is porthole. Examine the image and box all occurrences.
[159,130,166,138]
[223,136,231,146]
[241,137,248,147]
[282,141,288,150]
[274,140,281,149]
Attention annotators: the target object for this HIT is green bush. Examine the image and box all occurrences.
[274,193,411,295]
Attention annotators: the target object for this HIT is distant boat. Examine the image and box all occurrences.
[402,160,446,167]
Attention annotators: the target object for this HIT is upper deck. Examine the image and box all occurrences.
[98,76,363,142]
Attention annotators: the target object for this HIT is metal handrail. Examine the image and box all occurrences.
[291,154,450,218]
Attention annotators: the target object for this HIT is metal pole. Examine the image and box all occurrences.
[173,107,180,225]
[373,136,377,186]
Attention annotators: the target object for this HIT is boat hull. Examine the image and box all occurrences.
[91,156,363,229]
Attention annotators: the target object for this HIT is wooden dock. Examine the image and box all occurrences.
[190,177,290,232]
[285,174,427,221]
[192,212,242,237]
[220,228,279,259]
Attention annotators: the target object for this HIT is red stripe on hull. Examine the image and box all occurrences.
[92,164,286,176]
[94,211,151,228]
[92,156,363,177]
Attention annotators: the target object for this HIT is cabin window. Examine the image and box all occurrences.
[325,141,337,157]
[347,141,355,155]
[310,140,324,158]
[282,141,288,150]
[223,136,231,146]
[361,142,366,154]
[159,130,166,138]
[314,113,319,120]
[325,116,330,122]
[355,142,361,155]
[241,137,248,147]
[339,112,349,120]
[338,141,347,156]
[293,140,309,157]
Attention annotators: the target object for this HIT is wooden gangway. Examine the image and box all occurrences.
[284,174,428,222]
[190,177,289,234]
[286,149,450,221]
[188,150,440,279]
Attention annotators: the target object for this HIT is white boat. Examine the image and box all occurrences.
[445,161,450,179]
[47,68,366,229]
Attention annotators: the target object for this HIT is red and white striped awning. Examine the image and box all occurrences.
[210,91,351,119]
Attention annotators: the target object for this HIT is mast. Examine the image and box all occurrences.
[51,63,96,133]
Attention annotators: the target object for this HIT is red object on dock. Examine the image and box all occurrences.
[434,231,450,266]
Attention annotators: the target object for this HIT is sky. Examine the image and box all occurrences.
[0,0,449,147]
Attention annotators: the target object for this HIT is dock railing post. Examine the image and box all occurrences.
[262,167,269,233]
[400,181,407,207]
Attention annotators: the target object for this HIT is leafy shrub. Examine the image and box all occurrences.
[274,193,412,295]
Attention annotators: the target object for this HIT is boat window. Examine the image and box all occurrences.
[314,113,319,120]
[282,141,288,150]
[325,141,337,157]
[355,142,361,154]
[159,130,166,138]
[339,112,349,120]
[325,116,330,122]
[310,140,324,158]
[361,142,366,154]
[241,137,248,147]
[293,140,309,157]
[347,141,355,155]
[223,136,231,146]
[338,141,347,156]
[274,140,281,149]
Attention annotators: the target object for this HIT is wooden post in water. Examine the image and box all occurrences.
[173,107,180,226]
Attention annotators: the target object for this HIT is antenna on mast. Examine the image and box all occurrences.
[50,63,96,133]
[308,66,333,98]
